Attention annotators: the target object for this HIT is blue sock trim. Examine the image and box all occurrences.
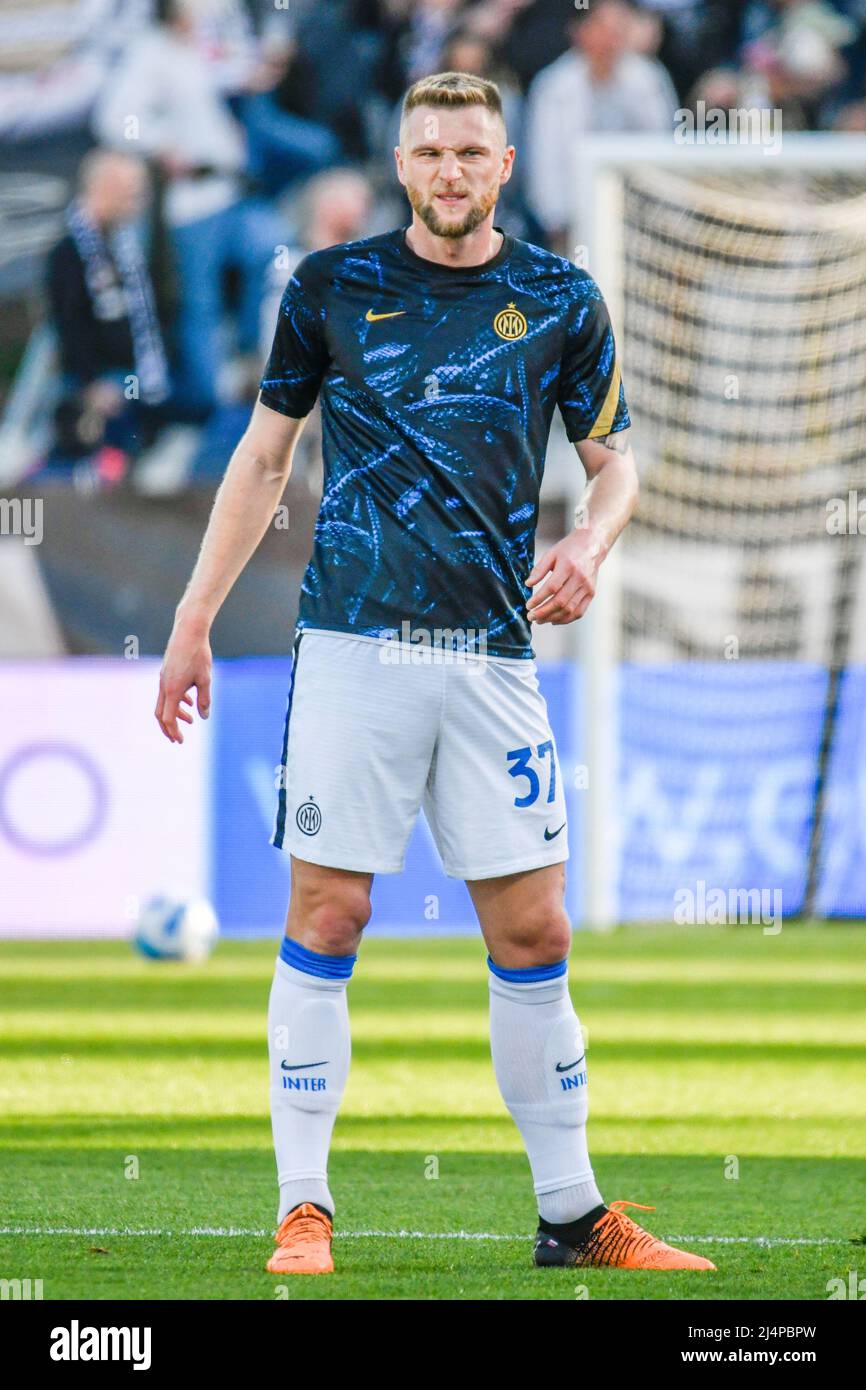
[487,955,567,984]
[280,936,356,980]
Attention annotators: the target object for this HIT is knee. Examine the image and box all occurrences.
[289,882,371,956]
[500,900,572,967]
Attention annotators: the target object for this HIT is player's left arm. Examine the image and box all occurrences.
[526,426,639,625]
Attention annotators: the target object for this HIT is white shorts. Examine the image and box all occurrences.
[271,629,569,880]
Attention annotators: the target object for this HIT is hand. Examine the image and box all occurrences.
[526,525,608,626]
[155,610,212,744]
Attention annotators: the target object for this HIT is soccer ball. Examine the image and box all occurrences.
[133,896,219,962]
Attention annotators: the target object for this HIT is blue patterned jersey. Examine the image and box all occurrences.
[259,226,629,659]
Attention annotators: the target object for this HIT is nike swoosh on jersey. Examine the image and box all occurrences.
[365,308,407,321]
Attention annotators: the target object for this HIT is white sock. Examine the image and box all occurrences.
[488,958,604,1225]
[268,941,354,1223]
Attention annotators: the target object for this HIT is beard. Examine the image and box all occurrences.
[406,179,500,239]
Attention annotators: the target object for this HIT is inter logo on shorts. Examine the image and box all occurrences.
[296,798,321,836]
[493,302,527,341]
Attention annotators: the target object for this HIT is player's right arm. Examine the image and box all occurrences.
[155,399,308,744]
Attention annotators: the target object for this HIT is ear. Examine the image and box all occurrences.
[394,145,406,187]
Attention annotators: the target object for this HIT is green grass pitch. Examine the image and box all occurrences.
[1,926,865,1300]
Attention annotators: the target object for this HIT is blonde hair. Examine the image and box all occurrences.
[400,70,504,133]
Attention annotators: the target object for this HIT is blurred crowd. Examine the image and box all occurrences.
[6,0,866,484]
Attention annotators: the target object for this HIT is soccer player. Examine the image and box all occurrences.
[155,72,715,1276]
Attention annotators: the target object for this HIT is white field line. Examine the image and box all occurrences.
[0,1226,853,1248]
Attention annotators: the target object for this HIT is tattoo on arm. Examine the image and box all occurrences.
[598,428,630,454]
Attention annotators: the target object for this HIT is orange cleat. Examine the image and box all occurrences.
[265,1202,334,1275]
[534,1201,716,1271]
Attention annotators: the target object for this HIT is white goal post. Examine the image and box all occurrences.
[567,133,866,931]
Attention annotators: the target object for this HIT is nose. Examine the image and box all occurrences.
[439,151,463,182]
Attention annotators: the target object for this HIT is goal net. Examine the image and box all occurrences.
[569,137,866,928]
